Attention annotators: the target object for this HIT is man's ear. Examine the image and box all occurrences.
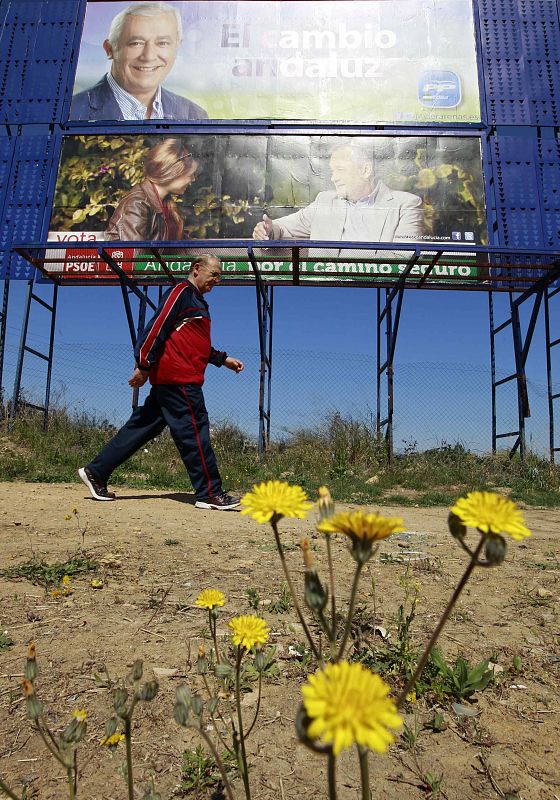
[362,162,374,180]
[103,39,114,60]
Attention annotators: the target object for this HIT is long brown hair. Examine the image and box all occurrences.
[144,139,196,239]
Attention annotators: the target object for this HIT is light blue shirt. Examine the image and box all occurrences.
[106,72,164,120]
[340,183,381,241]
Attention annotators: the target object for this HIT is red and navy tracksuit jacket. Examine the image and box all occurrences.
[89,281,227,501]
[134,281,227,383]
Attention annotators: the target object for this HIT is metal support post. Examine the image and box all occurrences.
[544,285,560,462]
[115,280,156,411]
[489,272,549,459]
[375,255,415,462]
[10,278,58,429]
[0,279,9,407]
[248,248,273,455]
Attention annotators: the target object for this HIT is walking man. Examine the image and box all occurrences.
[79,255,243,510]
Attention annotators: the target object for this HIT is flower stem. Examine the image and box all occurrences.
[235,649,252,800]
[325,536,337,643]
[396,535,485,708]
[358,746,370,800]
[327,753,337,800]
[196,726,235,800]
[209,610,220,663]
[201,673,234,755]
[35,722,67,768]
[67,767,75,800]
[336,561,364,661]
[124,716,134,800]
[0,776,20,800]
[245,671,262,739]
[271,520,320,661]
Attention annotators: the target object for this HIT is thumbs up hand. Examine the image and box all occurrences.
[253,213,274,240]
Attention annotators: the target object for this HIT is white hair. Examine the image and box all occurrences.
[108,2,182,49]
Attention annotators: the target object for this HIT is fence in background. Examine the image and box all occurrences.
[1,337,553,456]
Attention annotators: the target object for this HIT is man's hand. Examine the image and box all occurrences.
[252,213,274,240]
[224,357,244,373]
[128,367,149,388]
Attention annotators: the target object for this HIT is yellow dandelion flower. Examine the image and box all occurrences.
[317,510,404,542]
[195,588,226,610]
[64,514,72,521]
[90,579,104,589]
[62,575,71,586]
[241,481,312,524]
[72,507,78,515]
[100,732,125,747]
[450,492,531,540]
[302,661,402,756]
[72,708,87,722]
[229,615,270,650]
[51,589,62,599]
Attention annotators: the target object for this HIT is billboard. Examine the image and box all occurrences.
[48,133,488,280]
[70,0,481,124]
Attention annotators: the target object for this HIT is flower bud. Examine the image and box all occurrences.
[253,650,267,672]
[175,684,192,707]
[128,660,143,683]
[113,687,128,715]
[304,570,328,613]
[25,694,43,721]
[105,717,119,738]
[214,660,234,679]
[138,681,158,702]
[448,512,467,539]
[61,717,87,744]
[317,486,335,521]
[173,701,190,726]
[484,533,507,566]
[24,656,38,682]
[197,651,209,675]
[191,695,204,716]
[300,538,313,570]
[295,704,332,754]
[349,538,374,565]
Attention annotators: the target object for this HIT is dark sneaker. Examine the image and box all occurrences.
[195,492,241,511]
[78,467,116,501]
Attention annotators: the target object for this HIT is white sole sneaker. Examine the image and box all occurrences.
[195,498,241,510]
[78,467,115,501]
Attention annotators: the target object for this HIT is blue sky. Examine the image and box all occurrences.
[2,276,554,455]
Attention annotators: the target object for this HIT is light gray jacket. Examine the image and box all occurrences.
[269,180,423,258]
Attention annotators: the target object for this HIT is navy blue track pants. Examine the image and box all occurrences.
[88,384,222,500]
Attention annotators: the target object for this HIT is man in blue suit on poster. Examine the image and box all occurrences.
[71,1,208,122]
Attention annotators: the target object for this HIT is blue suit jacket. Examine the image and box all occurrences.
[70,75,208,121]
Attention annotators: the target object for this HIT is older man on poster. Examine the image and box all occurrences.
[253,143,424,257]
[71,1,208,121]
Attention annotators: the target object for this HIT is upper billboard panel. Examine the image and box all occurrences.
[71,0,481,124]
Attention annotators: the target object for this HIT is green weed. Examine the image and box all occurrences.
[0,630,13,651]
[429,649,494,701]
[0,556,97,587]
[180,744,237,794]
[268,582,292,614]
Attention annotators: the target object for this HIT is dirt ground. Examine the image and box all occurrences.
[0,480,558,800]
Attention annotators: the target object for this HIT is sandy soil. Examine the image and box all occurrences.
[0,481,558,800]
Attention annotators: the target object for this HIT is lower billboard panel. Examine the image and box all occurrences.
[48,132,488,283]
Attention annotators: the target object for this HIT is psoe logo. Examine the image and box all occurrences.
[418,70,461,108]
